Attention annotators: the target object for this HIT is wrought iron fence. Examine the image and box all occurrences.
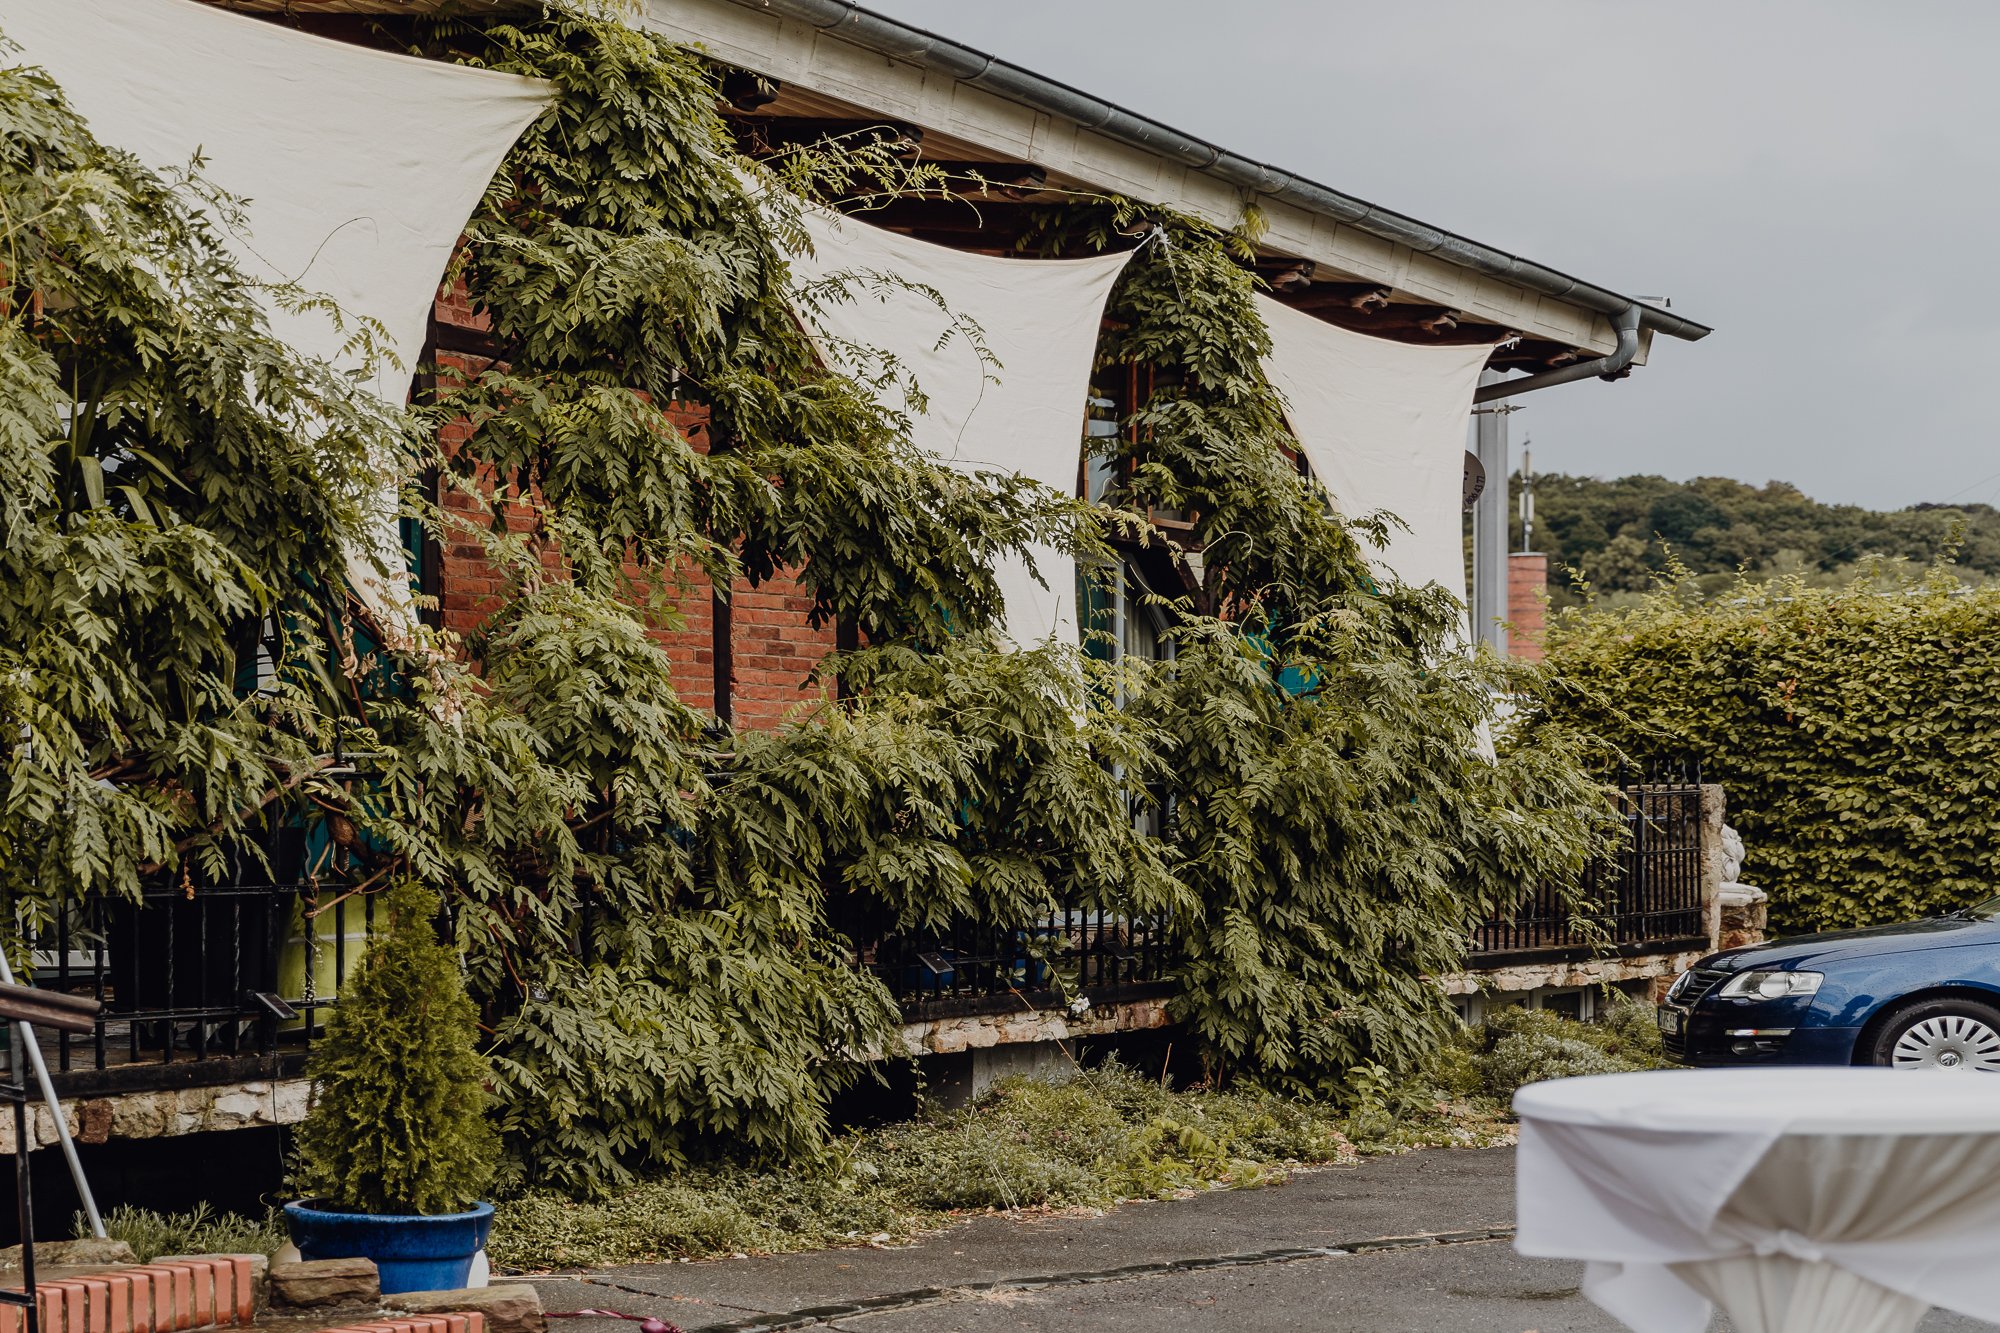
[16,777,1706,1089]
[1470,782,1708,960]
[23,882,372,1095]
[857,902,1175,1020]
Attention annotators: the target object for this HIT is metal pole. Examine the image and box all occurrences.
[14,1093,36,1333]
[1472,371,1511,655]
[0,952,102,1238]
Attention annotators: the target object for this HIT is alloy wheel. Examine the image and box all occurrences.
[1891,1014,2000,1071]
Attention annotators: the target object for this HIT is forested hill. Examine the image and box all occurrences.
[1518,473,2000,601]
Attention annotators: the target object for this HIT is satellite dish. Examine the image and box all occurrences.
[1463,451,1487,511]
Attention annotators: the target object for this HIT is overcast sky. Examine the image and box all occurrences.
[862,0,2000,509]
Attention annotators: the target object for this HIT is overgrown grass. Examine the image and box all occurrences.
[73,1006,1663,1274]
[78,1203,287,1262]
[489,1055,1519,1272]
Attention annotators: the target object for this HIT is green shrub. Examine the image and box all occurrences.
[1534,566,2000,932]
[488,1062,1375,1270]
[79,1204,285,1263]
[291,883,499,1215]
[1447,998,1669,1102]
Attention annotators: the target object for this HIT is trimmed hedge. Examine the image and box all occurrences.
[1533,567,2000,933]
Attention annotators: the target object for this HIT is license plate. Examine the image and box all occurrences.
[1657,1007,1683,1035]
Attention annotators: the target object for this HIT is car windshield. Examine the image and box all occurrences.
[1957,895,2000,920]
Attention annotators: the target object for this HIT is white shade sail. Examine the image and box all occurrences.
[1255,293,1491,617]
[0,0,551,619]
[786,207,1133,646]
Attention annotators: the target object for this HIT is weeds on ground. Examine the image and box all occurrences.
[1430,995,1671,1102]
[489,1054,1519,1272]
[78,1006,1653,1273]
[78,1203,287,1262]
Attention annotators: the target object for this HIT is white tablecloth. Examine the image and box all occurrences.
[1515,1069,2000,1333]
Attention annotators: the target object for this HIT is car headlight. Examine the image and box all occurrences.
[1717,969,1823,1000]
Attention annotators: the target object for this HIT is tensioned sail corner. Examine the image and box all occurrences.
[0,0,552,624]
[784,205,1134,648]
[1255,293,1493,626]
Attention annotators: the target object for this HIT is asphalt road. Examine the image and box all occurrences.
[526,1147,1995,1333]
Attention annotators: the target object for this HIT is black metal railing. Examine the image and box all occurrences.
[1471,782,1709,960]
[16,779,1707,1086]
[24,883,373,1095]
[858,901,1176,1020]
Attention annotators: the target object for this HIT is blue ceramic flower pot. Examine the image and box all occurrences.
[284,1199,494,1295]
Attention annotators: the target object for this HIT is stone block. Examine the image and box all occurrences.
[923,1024,968,1055]
[389,1283,544,1333]
[270,1257,379,1308]
[110,1092,171,1140]
[0,1237,135,1269]
[209,1089,268,1126]
[995,1017,1053,1044]
[76,1101,114,1147]
[271,1080,313,1124]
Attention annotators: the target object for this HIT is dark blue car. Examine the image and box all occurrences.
[1658,895,2000,1069]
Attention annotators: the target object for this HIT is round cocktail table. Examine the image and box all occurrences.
[1514,1068,2000,1333]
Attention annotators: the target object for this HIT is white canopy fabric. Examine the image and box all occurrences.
[1255,293,1490,618]
[1516,1068,2000,1333]
[0,0,550,620]
[786,207,1133,646]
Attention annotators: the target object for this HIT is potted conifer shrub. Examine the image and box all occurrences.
[285,882,499,1294]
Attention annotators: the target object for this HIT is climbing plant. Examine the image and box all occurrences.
[0,51,404,932]
[1021,203,1620,1089]
[4,0,1619,1200]
[374,5,1158,1194]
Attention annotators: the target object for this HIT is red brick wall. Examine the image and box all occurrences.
[725,570,835,729]
[427,293,834,727]
[1508,552,1548,662]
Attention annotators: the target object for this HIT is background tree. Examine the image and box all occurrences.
[1517,471,2000,606]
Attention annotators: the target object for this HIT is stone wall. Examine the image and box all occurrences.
[0,1079,311,1155]
[1440,946,1711,1000]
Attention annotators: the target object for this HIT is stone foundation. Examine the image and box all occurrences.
[1719,884,1770,952]
[0,1078,310,1154]
[1439,947,1710,1000]
[897,995,1172,1058]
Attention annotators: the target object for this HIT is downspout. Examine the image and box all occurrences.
[1472,303,1642,405]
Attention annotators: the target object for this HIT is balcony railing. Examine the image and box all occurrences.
[22,882,372,1096]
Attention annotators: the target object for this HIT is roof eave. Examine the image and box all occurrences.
[737,0,1711,343]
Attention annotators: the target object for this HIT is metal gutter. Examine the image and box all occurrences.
[1474,303,1641,403]
[739,0,1712,346]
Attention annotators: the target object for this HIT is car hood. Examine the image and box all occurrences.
[1712,916,2000,970]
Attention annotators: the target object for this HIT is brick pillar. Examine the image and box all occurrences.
[1506,552,1548,662]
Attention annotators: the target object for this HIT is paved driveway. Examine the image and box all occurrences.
[524,1147,1993,1332]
